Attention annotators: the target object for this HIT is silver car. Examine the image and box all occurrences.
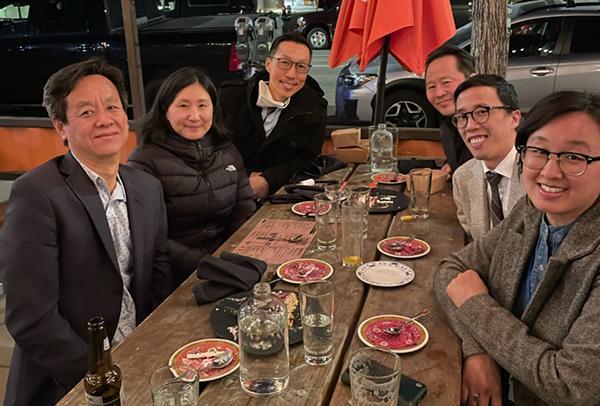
[335,0,600,127]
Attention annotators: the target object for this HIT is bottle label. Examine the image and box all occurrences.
[103,337,110,352]
[86,386,122,406]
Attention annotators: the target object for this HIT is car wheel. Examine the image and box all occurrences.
[383,89,438,128]
[307,27,330,49]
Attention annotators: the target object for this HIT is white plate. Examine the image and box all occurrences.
[291,201,331,217]
[168,338,240,382]
[358,315,429,354]
[356,261,415,287]
[371,172,407,185]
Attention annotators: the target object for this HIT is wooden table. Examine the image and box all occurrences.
[59,166,463,405]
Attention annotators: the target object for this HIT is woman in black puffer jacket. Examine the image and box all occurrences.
[129,68,256,285]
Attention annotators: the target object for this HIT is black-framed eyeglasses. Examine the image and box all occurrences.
[451,105,514,129]
[271,57,311,74]
[517,145,600,176]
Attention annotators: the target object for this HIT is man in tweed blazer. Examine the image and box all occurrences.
[451,75,525,240]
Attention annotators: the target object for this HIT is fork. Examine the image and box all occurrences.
[383,309,430,335]
[387,235,416,251]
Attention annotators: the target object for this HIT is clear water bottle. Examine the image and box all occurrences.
[238,282,289,397]
[370,123,394,173]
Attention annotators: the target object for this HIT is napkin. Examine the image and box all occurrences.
[265,184,325,204]
[192,251,267,304]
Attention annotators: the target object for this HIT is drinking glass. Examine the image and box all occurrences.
[348,185,369,239]
[313,193,338,251]
[349,348,402,406]
[341,200,364,268]
[150,365,199,406]
[299,280,334,366]
[408,168,432,219]
[324,183,348,222]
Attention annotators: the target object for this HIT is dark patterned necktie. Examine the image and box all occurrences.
[486,171,504,226]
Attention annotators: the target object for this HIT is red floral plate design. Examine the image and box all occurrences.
[358,315,429,353]
[276,258,334,284]
[371,172,407,185]
[291,201,331,217]
[169,339,239,382]
[377,236,431,259]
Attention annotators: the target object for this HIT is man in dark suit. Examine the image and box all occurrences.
[0,59,173,406]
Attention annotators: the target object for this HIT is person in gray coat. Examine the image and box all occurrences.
[129,68,256,285]
[435,91,600,405]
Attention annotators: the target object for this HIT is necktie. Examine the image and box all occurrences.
[486,171,504,227]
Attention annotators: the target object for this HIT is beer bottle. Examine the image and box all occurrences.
[84,316,123,406]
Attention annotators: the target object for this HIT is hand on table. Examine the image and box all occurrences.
[461,353,502,406]
[249,172,270,200]
[446,269,489,307]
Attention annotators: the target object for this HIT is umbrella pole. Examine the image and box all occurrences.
[373,35,390,125]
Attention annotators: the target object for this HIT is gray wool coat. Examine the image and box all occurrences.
[434,197,600,406]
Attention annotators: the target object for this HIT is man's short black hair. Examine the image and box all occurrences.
[425,44,475,77]
[454,74,519,110]
[269,32,312,60]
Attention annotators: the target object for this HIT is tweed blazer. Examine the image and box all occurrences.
[434,198,600,405]
[452,156,525,240]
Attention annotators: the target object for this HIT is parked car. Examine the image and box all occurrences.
[335,0,600,127]
[287,0,471,50]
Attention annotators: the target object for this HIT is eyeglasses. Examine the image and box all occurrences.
[271,57,311,74]
[451,105,513,129]
[517,145,600,176]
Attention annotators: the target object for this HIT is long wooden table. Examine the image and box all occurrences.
[59,165,463,405]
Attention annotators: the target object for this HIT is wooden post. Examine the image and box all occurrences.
[373,35,390,125]
[120,0,146,124]
[471,0,510,76]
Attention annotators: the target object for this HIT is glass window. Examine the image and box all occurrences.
[0,2,31,37]
[569,16,600,54]
[509,18,562,58]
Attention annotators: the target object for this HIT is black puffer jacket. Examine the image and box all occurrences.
[219,71,327,194]
[128,132,256,284]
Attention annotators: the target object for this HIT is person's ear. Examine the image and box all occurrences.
[52,118,68,146]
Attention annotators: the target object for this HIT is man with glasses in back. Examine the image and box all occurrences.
[219,33,327,200]
[451,74,526,240]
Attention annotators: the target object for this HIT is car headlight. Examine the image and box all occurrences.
[342,73,378,88]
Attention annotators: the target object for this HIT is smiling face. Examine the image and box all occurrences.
[456,86,521,169]
[53,74,129,167]
[166,82,213,141]
[425,55,467,117]
[523,112,600,225]
[265,40,311,102]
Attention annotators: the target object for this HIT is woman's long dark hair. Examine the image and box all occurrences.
[140,67,228,143]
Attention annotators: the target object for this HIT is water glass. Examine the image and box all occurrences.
[349,348,402,406]
[341,200,364,268]
[314,193,338,251]
[408,168,432,219]
[299,280,334,366]
[150,365,199,406]
[348,186,369,239]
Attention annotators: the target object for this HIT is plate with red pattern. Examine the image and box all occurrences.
[371,172,407,185]
[377,236,430,259]
[169,338,239,382]
[276,258,334,284]
[291,201,331,217]
[358,315,429,353]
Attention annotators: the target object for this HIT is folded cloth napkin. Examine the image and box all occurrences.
[193,251,267,304]
[265,184,327,204]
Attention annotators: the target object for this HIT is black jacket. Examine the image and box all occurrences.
[440,116,472,173]
[128,133,256,284]
[218,71,327,194]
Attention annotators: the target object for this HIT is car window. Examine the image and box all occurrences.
[509,18,562,58]
[0,2,30,37]
[569,16,600,54]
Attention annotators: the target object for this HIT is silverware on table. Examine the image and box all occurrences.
[383,309,431,335]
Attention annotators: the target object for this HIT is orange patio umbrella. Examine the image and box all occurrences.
[328,0,456,123]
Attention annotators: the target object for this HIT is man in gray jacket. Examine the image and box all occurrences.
[451,74,525,240]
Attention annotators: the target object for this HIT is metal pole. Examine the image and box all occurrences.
[121,0,146,124]
[373,35,390,125]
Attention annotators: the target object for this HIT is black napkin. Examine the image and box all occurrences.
[192,251,267,305]
[266,184,326,204]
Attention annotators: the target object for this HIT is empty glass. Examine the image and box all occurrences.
[150,365,199,406]
[348,186,369,239]
[341,200,364,268]
[408,168,432,219]
[314,193,338,251]
[349,348,402,406]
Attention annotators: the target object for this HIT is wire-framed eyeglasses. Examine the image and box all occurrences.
[271,57,311,74]
[451,105,514,129]
[517,145,600,176]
